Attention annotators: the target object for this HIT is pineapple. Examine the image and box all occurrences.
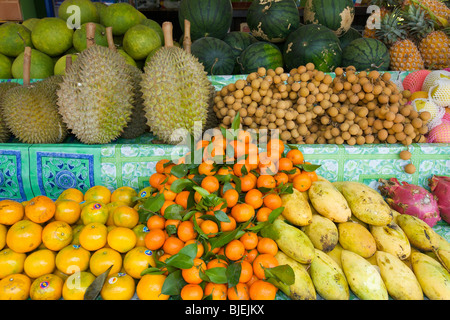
[403,4,450,69]
[402,0,450,24]
[375,9,425,71]
[419,31,450,69]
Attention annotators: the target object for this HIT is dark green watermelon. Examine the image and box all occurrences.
[178,0,233,41]
[339,27,362,50]
[191,37,235,75]
[283,24,342,72]
[223,31,259,74]
[342,38,390,71]
[303,0,355,37]
[237,42,283,74]
[246,0,301,43]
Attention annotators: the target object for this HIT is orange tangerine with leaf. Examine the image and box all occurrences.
[89,247,123,277]
[136,274,170,300]
[123,246,156,279]
[62,271,95,300]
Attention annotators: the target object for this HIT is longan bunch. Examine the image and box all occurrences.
[325,66,431,146]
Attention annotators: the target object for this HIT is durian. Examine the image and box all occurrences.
[2,47,67,144]
[105,26,148,140]
[141,21,216,144]
[57,23,134,144]
[0,82,20,143]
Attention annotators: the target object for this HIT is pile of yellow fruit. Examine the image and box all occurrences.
[0,185,164,300]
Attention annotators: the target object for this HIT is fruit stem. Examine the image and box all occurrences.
[183,19,192,54]
[162,21,174,48]
[23,46,31,87]
[86,22,96,48]
[105,27,117,51]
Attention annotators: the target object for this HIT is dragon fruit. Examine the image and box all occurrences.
[429,175,450,224]
[378,178,441,227]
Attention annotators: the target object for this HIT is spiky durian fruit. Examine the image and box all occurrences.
[57,44,134,144]
[0,82,20,143]
[120,64,149,139]
[2,47,67,144]
[3,85,68,144]
[141,21,214,144]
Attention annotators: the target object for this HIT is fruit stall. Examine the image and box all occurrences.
[0,0,449,302]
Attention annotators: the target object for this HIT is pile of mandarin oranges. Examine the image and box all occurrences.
[0,128,318,300]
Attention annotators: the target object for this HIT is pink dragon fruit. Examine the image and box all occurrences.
[429,175,450,224]
[378,178,441,227]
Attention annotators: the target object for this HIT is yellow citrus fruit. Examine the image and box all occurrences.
[132,224,149,247]
[54,199,81,225]
[53,268,70,282]
[0,200,24,225]
[6,219,42,253]
[123,246,156,279]
[112,205,139,228]
[111,186,138,207]
[89,247,123,277]
[105,201,127,226]
[71,224,84,245]
[78,222,108,251]
[100,272,136,300]
[137,186,154,200]
[84,185,111,204]
[23,249,56,279]
[42,221,73,251]
[80,201,109,225]
[409,90,428,101]
[62,271,96,300]
[107,226,137,253]
[0,274,31,300]
[0,224,6,250]
[55,244,91,275]
[136,274,170,300]
[57,188,84,203]
[0,248,26,279]
[25,195,56,224]
[29,273,64,300]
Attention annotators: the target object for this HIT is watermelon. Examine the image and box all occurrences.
[341,38,390,71]
[191,37,235,75]
[178,0,233,41]
[283,24,342,72]
[237,42,283,74]
[223,31,259,74]
[303,0,355,37]
[246,0,300,43]
[339,27,362,50]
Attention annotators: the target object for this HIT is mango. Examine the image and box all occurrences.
[308,180,351,223]
[338,221,377,258]
[301,213,338,253]
[309,249,349,300]
[260,219,315,264]
[341,181,393,226]
[281,188,312,227]
[375,251,423,300]
[370,221,411,260]
[327,243,344,269]
[396,214,439,252]
[275,251,316,300]
[341,249,389,300]
[411,251,450,300]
